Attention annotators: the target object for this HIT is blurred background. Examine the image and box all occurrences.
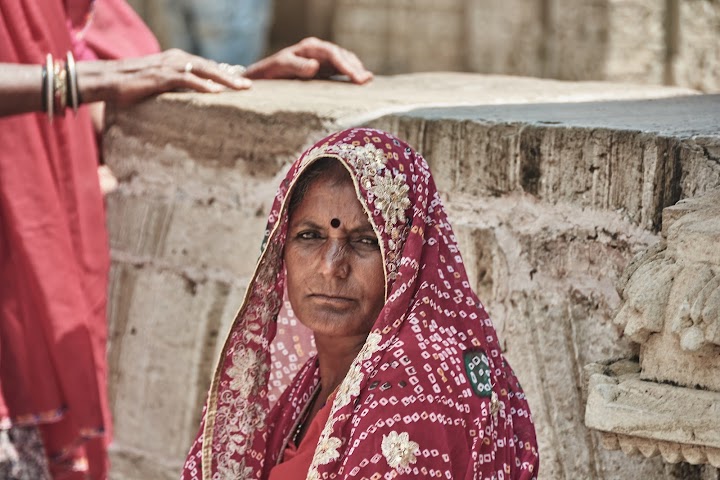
[126,0,719,92]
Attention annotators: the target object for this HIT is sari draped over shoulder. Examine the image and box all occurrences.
[182,128,539,480]
[0,0,156,477]
[77,0,160,60]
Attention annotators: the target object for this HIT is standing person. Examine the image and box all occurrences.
[151,0,273,66]
[0,1,372,478]
[0,3,249,479]
[182,128,539,479]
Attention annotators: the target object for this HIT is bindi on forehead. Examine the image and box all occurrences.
[330,218,341,228]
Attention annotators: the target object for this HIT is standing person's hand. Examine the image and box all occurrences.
[77,49,252,106]
[245,37,373,85]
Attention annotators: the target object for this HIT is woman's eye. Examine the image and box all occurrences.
[357,237,379,247]
[297,231,321,240]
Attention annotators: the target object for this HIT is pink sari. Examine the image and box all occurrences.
[183,128,539,479]
[0,1,157,477]
[0,1,109,477]
[77,0,160,60]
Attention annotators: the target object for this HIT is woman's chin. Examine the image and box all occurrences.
[300,316,370,340]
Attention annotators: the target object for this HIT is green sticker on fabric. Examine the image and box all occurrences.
[464,350,492,398]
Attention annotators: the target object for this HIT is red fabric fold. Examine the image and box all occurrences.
[0,0,142,477]
[79,0,160,60]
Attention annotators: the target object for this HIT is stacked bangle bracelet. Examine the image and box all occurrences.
[66,52,79,115]
[53,58,68,116]
[44,54,54,122]
[41,52,81,121]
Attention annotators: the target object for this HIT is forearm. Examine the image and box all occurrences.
[0,50,249,119]
[0,59,119,118]
[0,64,43,117]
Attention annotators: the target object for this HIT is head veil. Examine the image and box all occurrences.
[182,128,539,479]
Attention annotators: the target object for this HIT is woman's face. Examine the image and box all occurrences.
[285,168,385,340]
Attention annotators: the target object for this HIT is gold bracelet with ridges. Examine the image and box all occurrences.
[66,51,79,115]
[53,59,67,116]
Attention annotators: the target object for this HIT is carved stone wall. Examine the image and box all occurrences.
[103,77,720,479]
[585,189,720,471]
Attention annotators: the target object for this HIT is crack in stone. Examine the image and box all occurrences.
[701,145,720,166]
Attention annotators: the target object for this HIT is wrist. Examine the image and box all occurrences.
[75,60,114,105]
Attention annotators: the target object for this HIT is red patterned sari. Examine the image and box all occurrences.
[182,128,539,479]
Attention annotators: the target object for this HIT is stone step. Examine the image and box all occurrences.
[585,359,720,467]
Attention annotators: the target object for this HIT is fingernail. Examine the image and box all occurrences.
[207,79,223,92]
[233,77,252,88]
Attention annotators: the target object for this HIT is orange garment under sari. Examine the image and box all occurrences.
[267,389,335,480]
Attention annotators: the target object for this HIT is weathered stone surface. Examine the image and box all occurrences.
[324,0,707,89]
[369,95,720,231]
[586,187,720,475]
[612,189,720,391]
[465,0,544,77]
[104,75,719,479]
[103,140,275,277]
[337,0,717,91]
[664,190,720,266]
[448,193,659,479]
[108,444,176,480]
[544,0,611,80]
[544,0,667,83]
[333,0,466,73]
[672,0,720,92]
[603,0,667,84]
[107,263,247,477]
[643,198,720,391]
[585,359,720,467]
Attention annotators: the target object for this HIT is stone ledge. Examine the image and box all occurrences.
[585,358,720,467]
[106,74,698,162]
[598,432,720,469]
[369,95,720,232]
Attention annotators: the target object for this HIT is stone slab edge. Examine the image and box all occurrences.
[585,359,720,466]
[105,74,700,157]
[598,432,720,469]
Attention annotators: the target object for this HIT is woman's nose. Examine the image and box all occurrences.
[320,239,350,278]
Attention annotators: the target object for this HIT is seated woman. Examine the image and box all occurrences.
[182,128,539,479]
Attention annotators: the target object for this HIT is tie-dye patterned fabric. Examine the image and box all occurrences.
[182,128,539,480]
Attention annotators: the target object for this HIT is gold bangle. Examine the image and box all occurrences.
[53,59,67,116]
[66,51,79,115]
[45,54,54,122]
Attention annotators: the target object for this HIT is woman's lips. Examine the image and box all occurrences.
[309,294,355,306]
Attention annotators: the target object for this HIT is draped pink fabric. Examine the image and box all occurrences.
[182,128,539,479]
[79,0,160,60]
[0,0,156,477]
